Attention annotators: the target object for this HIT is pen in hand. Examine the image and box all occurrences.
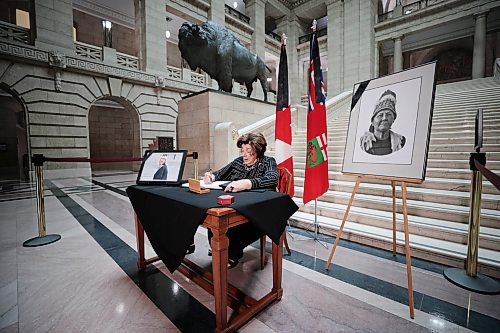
[204,169,213,184]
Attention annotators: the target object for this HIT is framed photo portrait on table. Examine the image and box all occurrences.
[342,62,437,182]
[136,150,187,185]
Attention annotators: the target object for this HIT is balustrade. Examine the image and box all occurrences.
[0,20,30,44]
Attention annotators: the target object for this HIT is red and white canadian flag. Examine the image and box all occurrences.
[275,39,294,196]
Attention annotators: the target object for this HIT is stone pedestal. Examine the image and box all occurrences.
[177,90,275,178]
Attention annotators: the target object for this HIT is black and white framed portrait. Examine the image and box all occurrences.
[136,150,187,185]
[342,62,436,181]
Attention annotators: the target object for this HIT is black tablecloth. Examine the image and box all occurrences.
[126,186,299,272]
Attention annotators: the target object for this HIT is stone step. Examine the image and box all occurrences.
[428,129,500,138]
[287,79,500,276]
[433,98,500,108]
[435,84,500,96]
[293,201,500,253]
[427,151,500,160]
[431,111,500,120]
[288,156,500,171]
[289,171,499,194]
[427,123,499,132]
[293,128,500,140]
[292,189,500,230]
[431,116,500,126]
[297,179,500,211]
[289,211,500,276]
[436,78,499,90]
[288,143,500,155]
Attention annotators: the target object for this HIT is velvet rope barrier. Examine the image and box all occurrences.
[24,152,199,248]
[473,158,500,191]
[443,152,500,295]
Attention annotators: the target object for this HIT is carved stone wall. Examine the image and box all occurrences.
[0,57,181,179]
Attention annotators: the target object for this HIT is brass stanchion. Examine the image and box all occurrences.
[443,153,500,294]
[23,154,61,247]
[466,168,482,276]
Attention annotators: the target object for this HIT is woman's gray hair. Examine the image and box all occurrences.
[236,133,267,158]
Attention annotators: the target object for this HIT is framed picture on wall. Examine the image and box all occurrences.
[342,62,437,181]
[136,150,187,185]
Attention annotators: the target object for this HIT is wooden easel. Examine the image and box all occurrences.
[324,174,422,319]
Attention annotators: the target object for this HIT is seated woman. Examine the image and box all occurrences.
[203,132,278,268]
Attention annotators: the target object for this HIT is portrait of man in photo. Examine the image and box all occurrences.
[153,154,169,180]
[359,89,406,156]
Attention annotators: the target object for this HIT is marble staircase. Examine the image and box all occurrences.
[280,77,500,277]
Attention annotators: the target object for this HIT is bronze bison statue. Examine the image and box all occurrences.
[178,21,270,101]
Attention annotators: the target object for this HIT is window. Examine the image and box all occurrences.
[15,9,30,29]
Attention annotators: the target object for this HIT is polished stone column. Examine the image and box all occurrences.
[327,0,343,96]
[35,0,74,52]
[393,36,403,73]
[135,0,167,74]
[209,0,225,25]
[247,0,265,59]
[277,15,301,106]
[247,0,266,99]
[472,12,488,79]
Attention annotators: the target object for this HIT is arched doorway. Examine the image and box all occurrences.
[0,86,29,181]
[88,97,141,174]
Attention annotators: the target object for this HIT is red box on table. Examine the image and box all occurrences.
[217,195,234,205]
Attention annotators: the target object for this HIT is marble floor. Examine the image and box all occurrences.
[1,173,499,333]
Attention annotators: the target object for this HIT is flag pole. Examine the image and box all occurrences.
[298,20,328,249]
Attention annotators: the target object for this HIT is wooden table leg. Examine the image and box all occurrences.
[272,233,284,300]
[134,213,146,270]
[210,215,229,333]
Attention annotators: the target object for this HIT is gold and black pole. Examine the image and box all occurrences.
[192,151,199,180]
[443,109,499,294]
[23,154,61,247]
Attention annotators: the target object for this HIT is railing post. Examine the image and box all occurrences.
[23,154,61,247]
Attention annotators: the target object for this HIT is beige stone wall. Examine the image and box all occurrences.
[0,58,180,179]
[177,90,276,176]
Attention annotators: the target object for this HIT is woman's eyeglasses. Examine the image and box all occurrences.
[240,149,254,156]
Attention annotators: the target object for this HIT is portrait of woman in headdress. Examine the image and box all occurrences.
[359,89,406,156]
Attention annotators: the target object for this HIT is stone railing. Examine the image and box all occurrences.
[403,0,441,15]
[224,5,250,25]
[166,65,182,80]
[75,41,138,70]
[240,85,248,96]
[116,51,139,69]
[378,0,443,22]
[75,41,102,61]
[265,35,281,54]
[268,31,282,43]
[190,71,206,85]
[0,20,30,44]
[298,28,327,45]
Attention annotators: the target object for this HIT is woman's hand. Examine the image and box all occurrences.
[225,179,252,192]
[203,171,213,184]
[360,131,376,151]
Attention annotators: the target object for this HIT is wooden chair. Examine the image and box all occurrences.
[260,166,292,269]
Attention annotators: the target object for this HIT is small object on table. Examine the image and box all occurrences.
[218,194,234,205]
[188,178,210,194]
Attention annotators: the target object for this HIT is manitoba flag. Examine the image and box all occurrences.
[303,29,329,204]
[275,42,294,196]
